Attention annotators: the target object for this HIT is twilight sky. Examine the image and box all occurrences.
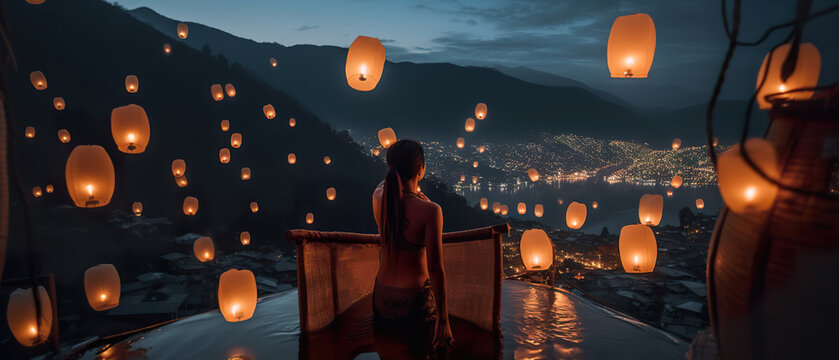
[114,0,839,102]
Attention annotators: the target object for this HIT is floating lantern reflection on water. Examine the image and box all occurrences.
[240,231,251,245]
[65,145,115,208]
[163,43,171,54]
[717,138,779,213]
[84,264,121,311]
[175,176,188,188]
[520,229,552,271]
[177,23,189,39]
[53,97,65,110]
[517,202,526,215]
[619,224,657,273]
[211,84,224,101]
[219,148,231,163]
[326,187,336,201]
[132,202,143,216]
[183,196,198,215]
[221,120,230,132]
[492,202,501,214]
[289,118,296,127]
[638,194,663,226]
[171,159,186,177]
[124,75,138,93]
[193,237,214,262]
[500,205,509,216]
[755,43,821,109]
[25,126,35,139]
[32,187,42,198]
[670,175,683,189]
[475,103,487,120]
[480,198,488,210]
[306,213,314,224]
[225,83,236,97]
[527,168,539,182]
[696,198,705,210]
[345,36,385,91]
[534,204,544,217]
[57,129,70,143]
[465,118,475,132]
[607,13,655,78]
[287,153,296,164]
[241,167,251,180]
[566,201,587,229]
[29,71,47,90]
[6,286,52,347]
[111,104,150,153]
[672,138,681,150]
[324,156,332,165]
[218,269,257,322]
[378,128,397,148]
[456,137,465,149]
[249,202,258,213]
[231,133,242,148]
[45,185,53,194]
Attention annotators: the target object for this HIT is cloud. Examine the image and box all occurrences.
[296,25,319,31]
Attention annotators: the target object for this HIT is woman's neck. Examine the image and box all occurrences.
[402,178,419,195]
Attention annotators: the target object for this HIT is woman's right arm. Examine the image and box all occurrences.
[424,203,453,349]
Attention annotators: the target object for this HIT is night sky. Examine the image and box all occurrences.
[114,0,839,103]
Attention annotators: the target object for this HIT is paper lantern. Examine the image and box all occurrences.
[465,118,475,132]
[717,138,780,213]
[240,231,251,245]
[193,236,215,262]
[592,201,599,209]
[527,169,539,182]
[713,137,719,147]
[456,137,465,149]
[163,43,172,54]
[57,129,70,143]
[25,0,46,5]
[619,225,657,273]
[459,174,466,182]
[289,118,296,127]
[378,128,397,148]
[219,148,231,164]
[520,229,552,271]
[326,187,336,200]
[224,83,236,97]
[29,71,47,90]
[666,188,674,197]
[32,186,42,198]
[500,205,509,216]
[672,138,681,150]
[183,196,198,215]
[24,126,35,139]
[287,153,296,164]
[607,13,655,78]
[263,105,275,119]
[231,133,242,148]
[471,176,478,184]
[475,103,487,120]
[221,120,230,132]
[132,202,143,216]
[45,185,54,194]
[696,199,705,210]
[269,58,278,67]
[479,198,488,210]
[175,176,188,188]
[84,264,121,311]
[323,156,332,165]
[65,145,115,208]
[756,43,820,109]
[670,175,683,189]
[472,161,479,168]
[218,269,257,322]
[6,286,52,347]
[557,198,564,205]
[211,84,224,101]
[124,75,138,93]
[517,202,526,215]
[534,204,544,218]
[492,202,501,214]
[566,201,587,229]
[53,97,65,110]
[345,36,385,91]
[306,213,314,224]
[171,159,186,177]
[111,104,150,153]
[249,202,258,213]
[177,23,189,39]
[478,145,485,153]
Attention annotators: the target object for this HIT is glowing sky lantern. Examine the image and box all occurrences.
[240,231,251,245]
[45,185,54,194]
[672,138,682,150]
[500,205,509,216]
[175,176,188,188]
[345,36,385,91]
[177,22,189,39]
[241,167,251,180]
[220,119,230,132]
[756,43,821,109]
[84,264,121,311]
[465,118,475,132]
[592,201,599,209]
[534,204,544,218]
[326,187,336,200]
[557,198,564,205]
[124,75,139,93]
[193,236,215,262]
[262,104,276,119]
[65,145,115,208]
[566,201,587,229]
[53,97,65,110]
[29,71,47,90]
[717,138,780,213]
[527,168,539,182]
[249,202,258,213]
[607,13,655,78]
[210,84,224,101]
[472,161,479,168]
[32,186,42,198]
[323,156,332,165]
[183,196,198,215]
[171,159,186,177]
[25,0,46,5]
[218,269,257,322]
[517,202,527,215]
[306,213,315,224]
[57,129,70,143]
[287,153,296,164]
[269,58,278,67]
[696,198,705,210]
[456,137,465,149]
[24,126,35,139]
[163,43,172,54]
[478,145,486,153]
[666,188,674,197]
[520,229,552,271]
[712,137,719,147]
[289,118,296,127]
[492,202,501,214]
[459,174,466,182]
[480,198,488,210]
[231,133,242,148]
[132,202,143,216]
[6,286,52,347]
[670,175,683,189]
[224,83,236,97]
[219,148,231,163]
[111,104,150,153]
[619,225,657,273]
[475,103,487,120]
[378,128,397,148]
[471,176,478,184]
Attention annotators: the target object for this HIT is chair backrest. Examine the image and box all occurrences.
[287,223,509,334]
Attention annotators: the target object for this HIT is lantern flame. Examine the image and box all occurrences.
[86,185,94,196]
[779,84,786,92]
[359,64,368,81]
[29,327,37,335]
[100,293,107,301]
[745,186,757,201]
